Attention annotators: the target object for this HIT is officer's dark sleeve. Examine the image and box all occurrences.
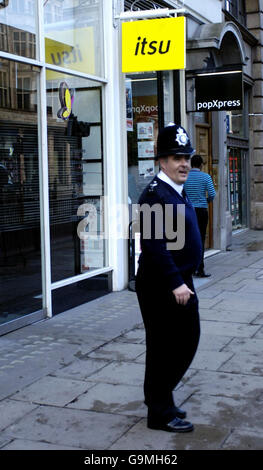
[139,191,184,291]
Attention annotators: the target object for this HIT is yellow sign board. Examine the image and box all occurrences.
[45,27,95,80]
[122,17,185,73]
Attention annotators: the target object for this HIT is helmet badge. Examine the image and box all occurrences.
[175,127,188,147]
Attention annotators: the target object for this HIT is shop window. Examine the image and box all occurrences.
[44,0,105,79]
[228,148,248,228]
[0,0,37,59]
[46,71,105,282]
[126,72,159,205]
[0,59,42,326]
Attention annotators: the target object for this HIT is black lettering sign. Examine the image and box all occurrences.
[134,37,171,56]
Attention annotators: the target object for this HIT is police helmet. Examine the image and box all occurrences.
[156,123,195,160]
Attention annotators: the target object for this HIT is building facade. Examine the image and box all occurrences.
[0,0,261,335]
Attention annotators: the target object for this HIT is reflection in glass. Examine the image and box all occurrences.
[46,71,105,282]
[0,59,42,325]
[0,0,37,59]
[44,0,104,78]
[126,73,159,205]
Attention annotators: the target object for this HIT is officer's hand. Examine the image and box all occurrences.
[172,284,195,306]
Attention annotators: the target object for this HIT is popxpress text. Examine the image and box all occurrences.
[196,99,241,111]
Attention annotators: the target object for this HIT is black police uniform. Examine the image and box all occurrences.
[135,125,202,430]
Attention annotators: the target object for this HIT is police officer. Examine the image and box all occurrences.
[135,124,202,433]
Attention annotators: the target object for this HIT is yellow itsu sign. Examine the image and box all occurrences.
[122,17,185,73]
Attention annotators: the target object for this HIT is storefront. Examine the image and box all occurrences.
[0,0,256,335]
[0,0,123,335]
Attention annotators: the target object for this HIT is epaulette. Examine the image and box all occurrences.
[148,180,158,193]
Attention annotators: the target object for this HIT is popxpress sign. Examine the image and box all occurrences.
[195,70,243,112]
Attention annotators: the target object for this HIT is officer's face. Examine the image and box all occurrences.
[160,155,191,185]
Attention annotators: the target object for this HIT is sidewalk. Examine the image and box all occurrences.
[1,229,263,450]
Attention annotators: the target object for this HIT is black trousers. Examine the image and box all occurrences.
[135,270,200,419]
[194,208,209,273]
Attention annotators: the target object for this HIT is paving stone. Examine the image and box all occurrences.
[68,383,146,417]
[0,436,13,449]
[235,279,263,294]
[183,370,263,398]
[0,399,38,432]
[248,259,263,269]
[53,358,111,381]
[253,325,263,339]
[200,309,259,324]
[1,439,80,450]
[134,352,145,364]
[182,393,263,432]
[198,298,222,309]
[197,334,232,352]
[113,329,145,344]
[190,350,233,371]
[196,288,223,299]
[252,312,263,324]
[200,320,260,338]
[109,419,230,450]
[2,406,139,450]
[219,351,263,376]
[87,361,145,386]
[222,337,263,354]
[215,295,263,313]
[88,343,145,361]
[12,376,94,407]
[222,429,263,450]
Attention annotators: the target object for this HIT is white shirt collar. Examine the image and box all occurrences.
[157,170,183,195]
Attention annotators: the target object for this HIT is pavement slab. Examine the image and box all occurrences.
[197,334,232,352]
[2,406,139,450]
[86,361,145,386]
[199,309,259,324]
[253,325,263,339]
[182,370,263,398]
[53,357,111,381]
[222,337,263,354]
[218,351,263,376]
[181,393,263,433]
[200,320,260,338]
[11,375,95,407]
[67,382,146,417]
[112,328,145,344]
[222,429,263,450]
[88,342,145,361]
[0,399,38,432]
[1,439,80,450]
[109,419,230,451]
[189,349,234,371]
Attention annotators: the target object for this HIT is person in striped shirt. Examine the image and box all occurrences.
[184,154,216,277]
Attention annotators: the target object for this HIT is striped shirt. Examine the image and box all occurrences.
[184,168,216,209]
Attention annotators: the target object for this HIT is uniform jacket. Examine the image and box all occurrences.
[137,176,202,291]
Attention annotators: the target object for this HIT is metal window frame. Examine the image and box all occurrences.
[0,0,112,331]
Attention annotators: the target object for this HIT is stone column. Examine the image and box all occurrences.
[246,0,263,228]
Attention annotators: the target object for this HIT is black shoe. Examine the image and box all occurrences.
[195,271,211,278]
[173,405,187,419]
[147,416,194,433]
